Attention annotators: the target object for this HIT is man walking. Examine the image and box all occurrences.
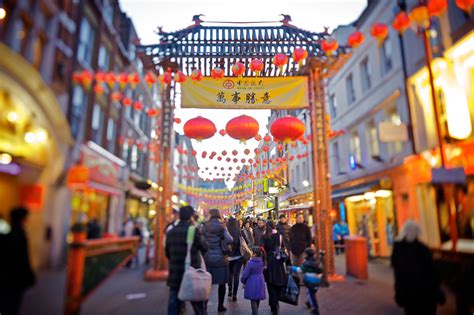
[166,206,208,315]
[276,214,291,249]
[289,213,312,266]
[253,218,265,246]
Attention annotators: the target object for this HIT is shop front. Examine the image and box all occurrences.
[279,192,314,225]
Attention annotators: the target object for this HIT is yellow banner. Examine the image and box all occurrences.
[181,76,309,109]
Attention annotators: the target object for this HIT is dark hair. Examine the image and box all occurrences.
[279,214,286,219]
[296,213,304,218]
[10,206,28,226]
[305,247,315,258]
[264,220,275,236]
[252,246,262,257]
[226,217,240,242]
[243,220,251,228]
[179,206,194,220]
[209,209,221,219]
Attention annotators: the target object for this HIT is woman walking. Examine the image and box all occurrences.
[202,209,233,312]
[242,220,254,248]
[241,247,266,315]
[226,217,244,302]
[261,220,288,315]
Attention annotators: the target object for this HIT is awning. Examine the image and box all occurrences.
[331,181,379,199]
[88,181,124,196]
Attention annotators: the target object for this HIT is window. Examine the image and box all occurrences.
[97,45,110,70]
[360,57,371,92]
[366,120,379,157]
[302,161,307,180]
[295,164,300,187]
[381,38,393,73]
[77,18,95,66]
[122,141,129,162]
[131,145,138,170]
[332,141,341,173]
[106,118,116,153]
[346,73,356,104]
[70,86,87,138]
[91,104,104,144]
[387,107,403,155]
[329,94,337,119]
[10,19,28,53]
[103,0,114,25]
[350,131,362,165]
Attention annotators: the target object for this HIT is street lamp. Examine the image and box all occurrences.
[302,179,310,187]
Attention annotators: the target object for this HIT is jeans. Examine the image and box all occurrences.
[307,287,319,314]
[267,283,283,314]
[0,291,24,315]
[168,288,207,315]
[291,252,304,266]
[251,300,260,315]
[228,257,243,297]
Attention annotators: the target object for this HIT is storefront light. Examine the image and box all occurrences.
[375,190,392,198]
[35,128,48,142]
[147,199,154,205]
[302,180,309,187]
[171,195,178,203]
[369,198,377,205]
[141,197,148,202]
[150,182,158,189]
[158,186,163,192]
[364,192,375,200]
[0,153,12,165]
[6,111,18,123]
[346,195,364,202]
[149,209,156,216]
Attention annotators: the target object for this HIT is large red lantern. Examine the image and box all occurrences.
[292,48,308,66]
[410,5,430,29]
[105,72,116,89]
[273,53,288,71]
[191,69,203,81]
[147,108,159,117]
[321,39,339,55]
[161,71,172,85]
[428,0,448,16]
[174,71,187,83]
[211,67,225,79]
[231,62,245,77]
[250,59,264,76]
[455,0,474,13]
[225,115,259,143]
[145,71,158,88]
[118,73,129,90]
[270,116,305,143]
[347,31,365,48]
[370,23,389,43]
[392,11,410,33]
[183,116,216,141]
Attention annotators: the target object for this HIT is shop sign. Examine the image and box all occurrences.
[67,165,89,188]
[81,146,120,187]
[431,167,466,184]
[378,121,408,143]
[20,185,44,210]
[181,76,309,109]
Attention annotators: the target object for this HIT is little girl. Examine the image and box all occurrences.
[241,246,266,315]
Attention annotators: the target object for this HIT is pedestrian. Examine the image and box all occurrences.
[202,209,233,312]
[165,206,208,315]
[122,216,134,237]
[253,218,265,246]
[242,220,254,248]
[391,220,445,315]
[332,221,342,255]
[87,218,101,239]
[238,218,244,229]
[0,207,36,315]
[289,213,312,266]
[226,217,243,302]
[291,248,323,315]
[131,220,143,266]
[359,214,371,256]
[276,214,291,249]
[241,246,266,315]
[261,220,288,315]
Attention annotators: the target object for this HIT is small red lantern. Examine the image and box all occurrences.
[254,134,262,141]
[93,83,104,96]
[80,70,93,89]
[292,48,308,66]
[410,5,431,29]
[225,115,260,143]
[244,149,250,155]
[105,72,116,89]
[370,23,389,43]
[191,69,203,81]
[218,156,223,161]
[270,116,305,143]
[211,67,225,79]
[455,0,474,13]
[219,129,226,136]
[145,71,158,88]
[111,91,122,102]
[231,62,245,77]
[262,145,269,152]
[95,71,106,83]
[232,150,238,156]
[222,150,227,156]
[118,73,129,90]
[263,135,271,142]
[321,38,339,55]
[174,71,187,83]
[202,151,207,158]
[250,59,264,76]
[122,97,132,107]
[347,31,365,48]
[233,158,238,163]
[129,73,140,89]
[392,11,410,33]
[254,148,260,155]
[277,144,283,151]
[428,0,448,16]
[192,150,197,157]
[133,101,143,111]
[241,158,246,163]
[174,118,181,124]
[147,108,159,117]
[183,116,216,141]
[226,157,231,162]
[161,71,172,85]
[273,53,288,71]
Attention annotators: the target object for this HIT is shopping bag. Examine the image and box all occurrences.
[279,274,300,305]
[178,226,212,302]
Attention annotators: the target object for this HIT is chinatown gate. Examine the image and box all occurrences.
[138,16,350,280]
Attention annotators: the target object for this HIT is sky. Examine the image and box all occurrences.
[120,0,367,187]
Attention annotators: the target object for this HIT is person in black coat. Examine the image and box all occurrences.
[165,206,208,315]
[289,213,312,266]
[253,218,265,246]
[391,220,444,315]
[276,214,291,249]
[202,209,233,312]
[261,220,288,315]
[0,207,36,315]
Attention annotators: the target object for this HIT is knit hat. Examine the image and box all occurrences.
[305,247,315,258]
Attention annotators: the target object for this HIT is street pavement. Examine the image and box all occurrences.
[21,255,456,315]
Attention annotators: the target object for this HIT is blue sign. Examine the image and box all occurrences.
[349,154,357,170]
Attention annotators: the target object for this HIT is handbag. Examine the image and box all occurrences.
[178,226,212,302]
[279,274,300,305]
[275,234,289,261]
[220,229,232,255]
[240,235,252,259]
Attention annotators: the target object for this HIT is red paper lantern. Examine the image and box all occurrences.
[455,0,473,13]
[232,150,238,156]
[233,158,238,163]
[270,116,305,143]
[347,31,365,48]
[161,71,172,85]
[321,39,339,55]
[241,158,246,163]
[93,83,104,95]
[117,73,129,89]
[392,11,410,33]
[202,151,207,158]
[244,149,250,155]
[133,101,143,111]
[80,70,93,89]
[111,91,122,102]
[192,150,197,157]
[292,48,308,66]
[218,156,222,161]
[219,129,226,136]
[191,69,203,81]
[145,71,158,88]
[289,155,294,161]
[262,145,269,152]
[254,148,260,155]
[105,72,116,89]
[250,59,264,76]
[129,73,140,89]
[254,134,262,141]
[428,0,448,16]
[122,97,131,107]
[410,5,430,29]
[231,62,245,77]
[211,67,225,79]
[370,23,389,43]
[95,71,106,83]
[174,118,181,124]
[263,135,271,142]
[277,144,283,151]
[226,157,231,162]
[273,53,288,71]
[183,116,216,141]
[222,150,227,156]
[174,71,187,83]
[225,115,260,143]
[147,108,159,117]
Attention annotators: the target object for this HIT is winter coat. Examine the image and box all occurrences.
[202,218,233,268]
[289,223,312,256]
[299,256,323,289]
[242,227,254,248]
[261,231,288,286]
[253,226,265,246]
[391,240,441,308]
[165,220,208,289]
[241,257,266,301]
[276,221,291,248]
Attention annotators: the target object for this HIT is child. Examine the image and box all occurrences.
[291,247,323,315]
[241,246,266,315]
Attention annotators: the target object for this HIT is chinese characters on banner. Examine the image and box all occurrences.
[181,76,309,109]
